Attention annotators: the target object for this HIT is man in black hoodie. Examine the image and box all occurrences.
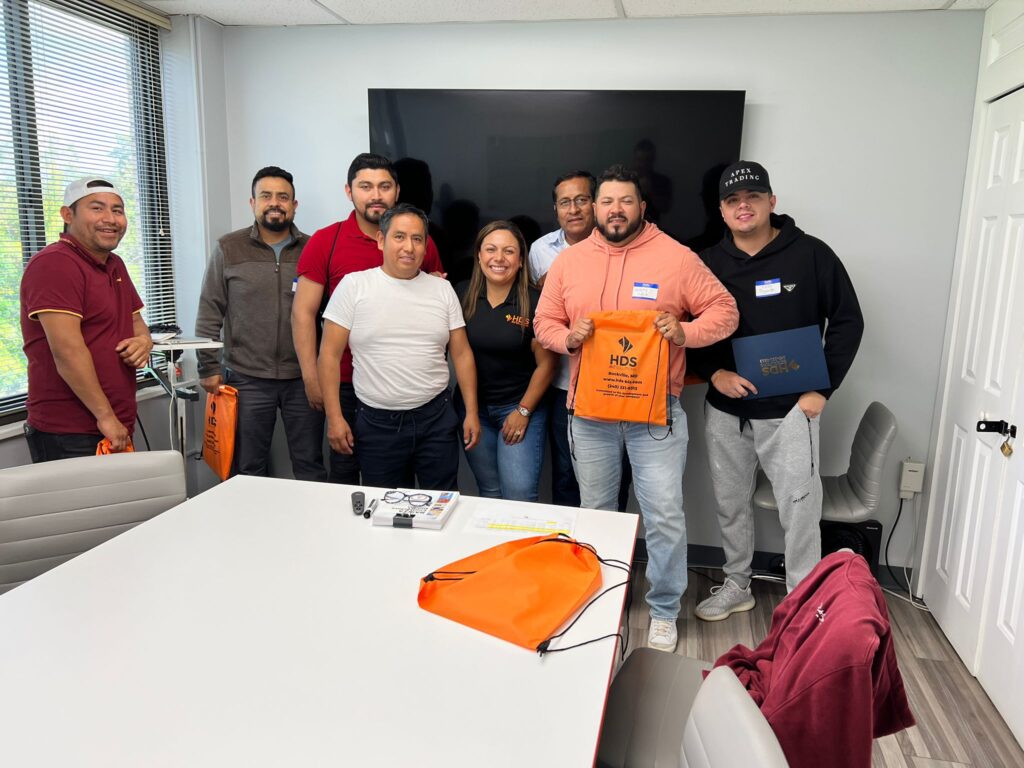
[690,161,864,618]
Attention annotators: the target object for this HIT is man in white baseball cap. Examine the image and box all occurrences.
[62,176,123,206]
[19,176,153,461]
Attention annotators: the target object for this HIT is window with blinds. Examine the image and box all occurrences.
[0,0,174,420]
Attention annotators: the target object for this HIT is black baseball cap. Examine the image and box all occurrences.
[719,161,772,200]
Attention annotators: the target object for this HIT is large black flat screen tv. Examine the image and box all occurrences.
[369,89,744,282]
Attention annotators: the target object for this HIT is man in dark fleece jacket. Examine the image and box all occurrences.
[690,161,863,616]
[196,166,326,482]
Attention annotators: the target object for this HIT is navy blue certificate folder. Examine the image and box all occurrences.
[731,325,831,399]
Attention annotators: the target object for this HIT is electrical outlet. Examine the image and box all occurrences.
[899,458,925,500]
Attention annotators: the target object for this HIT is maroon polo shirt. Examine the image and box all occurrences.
[297,211,443,382]
[20,234,144,434]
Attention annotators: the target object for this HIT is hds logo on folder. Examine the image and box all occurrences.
[731,325,830,399]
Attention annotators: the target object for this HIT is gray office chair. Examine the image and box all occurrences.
[0,450,186,593]
[753,401,898,523]
[597,648,788,768]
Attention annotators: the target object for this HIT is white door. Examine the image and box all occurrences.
[977,341,1024,743]
[923,85,1024,743]
[975,199,1024,740]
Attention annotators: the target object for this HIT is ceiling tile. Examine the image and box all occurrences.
[318,0,620,25]
[138,0,994,25]
[622,0,945,17]
[140,0,345,25]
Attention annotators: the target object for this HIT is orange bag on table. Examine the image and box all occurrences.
[202,385,238,481]
[418,534,603,652]
[573,310,669,426]
[96,437,134,454]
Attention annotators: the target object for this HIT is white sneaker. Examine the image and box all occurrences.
[695,578,756,622]
[648,617,678,652]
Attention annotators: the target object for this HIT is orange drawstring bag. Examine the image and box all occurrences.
[418,534,605,652]
[573,310,669,426]
[96,437,134,454]
[202,385,238,481]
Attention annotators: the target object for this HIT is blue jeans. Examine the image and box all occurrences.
[570,398,688,620]
[459,399,548,502]
[549,387,631,509]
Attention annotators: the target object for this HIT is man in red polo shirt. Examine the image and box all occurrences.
[20,177,153,462]
[292,153,442,484]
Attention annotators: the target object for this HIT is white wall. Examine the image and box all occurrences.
[163,14,232,337]
[165,11,983,564]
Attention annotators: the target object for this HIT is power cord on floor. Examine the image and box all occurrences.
[881,586,931,611]
[884,498,907,589]
[884,498,930,612]
[694,554,928,610]
[688,567,723,586]
[901,495,930,612]
[136,413,152,451]
[751,573,786,585]
[689,567,786,587]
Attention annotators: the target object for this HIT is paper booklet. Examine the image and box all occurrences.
[370,489,460,530]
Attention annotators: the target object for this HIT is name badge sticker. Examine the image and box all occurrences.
[292,277,298,293]
[632,282,659,300]
[755,278,781,298]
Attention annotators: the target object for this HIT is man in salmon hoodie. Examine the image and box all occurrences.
[534,165,739,652]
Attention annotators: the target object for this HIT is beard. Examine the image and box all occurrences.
[597,215,642,244]
[360,203,386,224]
[259,209,292,232]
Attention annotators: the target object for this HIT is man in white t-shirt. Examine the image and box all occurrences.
[318,203,480,490]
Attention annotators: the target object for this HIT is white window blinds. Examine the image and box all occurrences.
[0,0,175,418]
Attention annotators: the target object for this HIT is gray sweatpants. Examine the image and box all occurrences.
[704,401,822,592]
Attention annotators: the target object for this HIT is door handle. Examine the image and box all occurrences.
[978,421,1017,457]
[976,420,1017,438]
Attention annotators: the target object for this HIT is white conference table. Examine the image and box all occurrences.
[0,476,638,767]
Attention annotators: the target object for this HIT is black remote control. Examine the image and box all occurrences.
[351,491,365,516]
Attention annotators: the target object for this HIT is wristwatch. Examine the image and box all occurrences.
[516,405,531,417]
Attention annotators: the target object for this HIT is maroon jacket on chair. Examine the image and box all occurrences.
[712,551,915,768]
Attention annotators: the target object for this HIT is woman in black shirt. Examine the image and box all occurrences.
[455,221,556,501]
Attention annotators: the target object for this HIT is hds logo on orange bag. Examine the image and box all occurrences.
[202,385,238,481]
[574,310,669,425]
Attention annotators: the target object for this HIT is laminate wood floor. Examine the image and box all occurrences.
[623,567,1024,768]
